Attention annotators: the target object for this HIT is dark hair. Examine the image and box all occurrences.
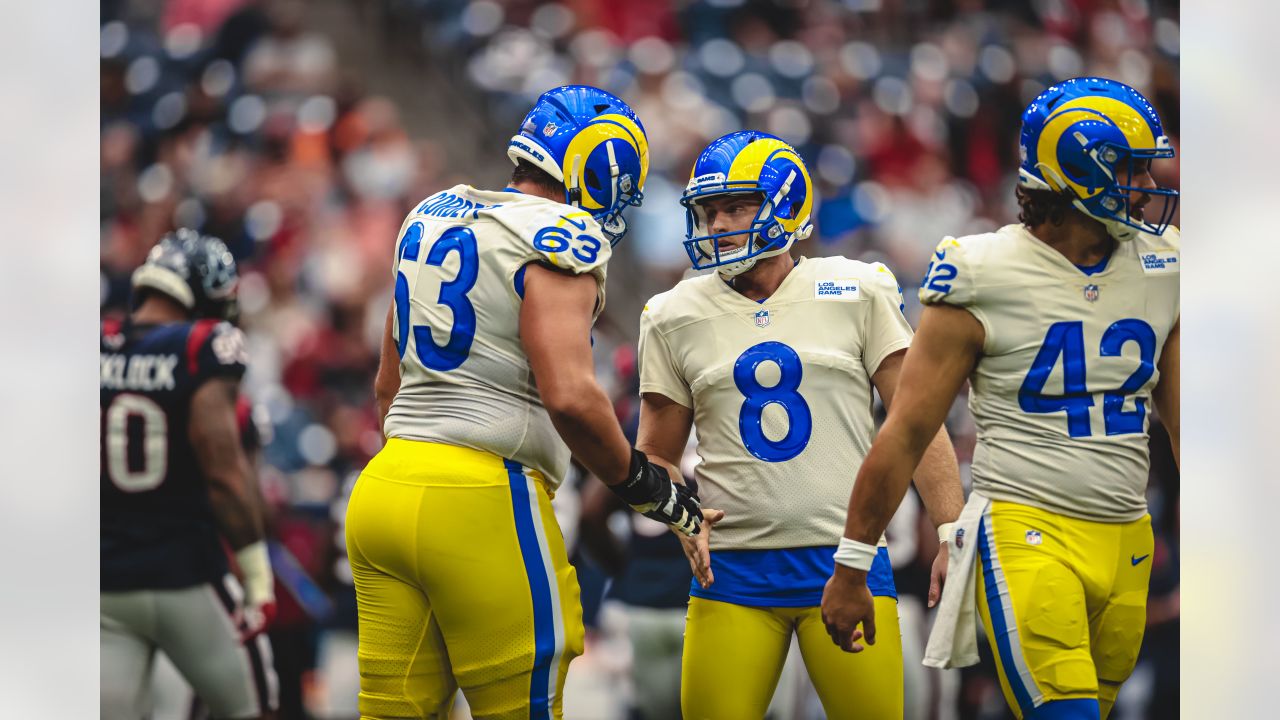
[1015,185,1078,228]
[510,159,563,197]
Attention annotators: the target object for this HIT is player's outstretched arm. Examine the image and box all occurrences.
[190,376,275,637]
[374,303,401,431]
[637,393,725,587]
[871,348,964,606]
[823,304,982,652]
[520,263,703,536]
[1153,319,1180,468]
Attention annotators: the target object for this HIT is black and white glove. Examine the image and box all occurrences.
[609,449,703,537]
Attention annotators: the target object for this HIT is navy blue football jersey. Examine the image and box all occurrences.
[100,318,249,591]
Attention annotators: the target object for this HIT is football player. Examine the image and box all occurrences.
[637,130,964,719]
[821,77,1180,720]
[101,229,278,720]
[346,85,703,720]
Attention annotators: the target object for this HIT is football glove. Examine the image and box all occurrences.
[235,540,277,642]
[609,449,703,536]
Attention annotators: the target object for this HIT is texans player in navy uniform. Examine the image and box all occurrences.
[101,229,279,720]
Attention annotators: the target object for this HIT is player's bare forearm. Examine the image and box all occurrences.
[841,428,924,546]
[374,303,400,430]
[870,349,963,530]
[520,263,632,484]
[190,378,266,550]
[636,393,694,484]
[912,425,965,528]
[845,304,982,545]
[543,385,632,483]
[1154,319,1180,467]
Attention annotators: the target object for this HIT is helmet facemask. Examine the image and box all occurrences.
[681,173,810,278]
[568,139,644,246]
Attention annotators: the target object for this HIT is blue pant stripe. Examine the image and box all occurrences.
[1027,698,1101,719]
[505,459,554,720]
[978,516,1036,713]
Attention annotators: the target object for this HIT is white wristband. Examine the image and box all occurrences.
[833,537,878,572]
[937,522,956,545]
[234,540,275,606]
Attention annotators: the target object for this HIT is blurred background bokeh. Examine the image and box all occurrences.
[99,0,1180,718]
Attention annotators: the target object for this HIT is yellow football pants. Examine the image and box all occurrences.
[975,500,1153,720]
[681,595,903,719]
[345,439,584,720]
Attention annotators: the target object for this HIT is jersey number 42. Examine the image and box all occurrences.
[1018,319,1156,437]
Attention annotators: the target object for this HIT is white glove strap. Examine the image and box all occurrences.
[937,522,956,545]
[833,537,877,572]
[235,541,275,606]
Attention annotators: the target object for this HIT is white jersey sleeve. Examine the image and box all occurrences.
[918,235,996,345]
[489,203,611,319]
[638,291,694,408]
[860,263,914,375]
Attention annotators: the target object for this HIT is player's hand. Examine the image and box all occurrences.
[821,565,876,653]
[678,507,725,589]
[234,540,276,643]
[611,449,704,537]
[929,540,949,608]
[239,599,276,643]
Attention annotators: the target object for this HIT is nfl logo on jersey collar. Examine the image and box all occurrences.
[1025,530,1043,545]
[754,309,771,328]
[1083,284,1100,302]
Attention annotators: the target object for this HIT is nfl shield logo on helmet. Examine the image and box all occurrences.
[543,121,558,137]
[1083,284,1100,302]
[754,309,770,328]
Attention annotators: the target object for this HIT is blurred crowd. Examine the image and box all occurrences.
[99,0,1180,718]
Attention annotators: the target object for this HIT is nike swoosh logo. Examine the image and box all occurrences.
[560,215,588,231]
[1130,554,1150,566]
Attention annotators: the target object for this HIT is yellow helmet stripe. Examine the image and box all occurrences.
[725,138,813,234]
[1055,96,1157,148]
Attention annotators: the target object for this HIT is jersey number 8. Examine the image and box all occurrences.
[733,341,812,462]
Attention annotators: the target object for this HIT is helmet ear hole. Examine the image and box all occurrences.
[584,168,602,191]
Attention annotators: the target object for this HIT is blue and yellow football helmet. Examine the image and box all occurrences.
[1019,76,1178,240]
[680,131,814,277]
[507,85,649,244]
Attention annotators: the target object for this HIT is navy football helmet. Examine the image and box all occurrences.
[131,228,239,321]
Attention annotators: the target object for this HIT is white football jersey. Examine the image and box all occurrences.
[919,224,1180,522]
[383,185,611,487]
[639,257,913,550]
